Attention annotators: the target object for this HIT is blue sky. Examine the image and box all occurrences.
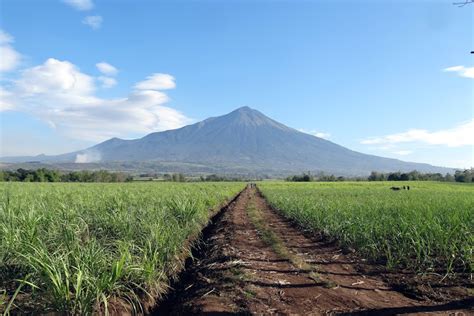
[0,0,472,168]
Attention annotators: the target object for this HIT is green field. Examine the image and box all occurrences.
[0,182,244,314]
[1,181,473,314]
[259,181,474,274]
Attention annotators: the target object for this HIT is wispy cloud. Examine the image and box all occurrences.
[98,76,117,88]
[63,0,93,11]
[314,132,331,139]
[443,65,474,79]
[361,120,474,148]
[95,62,118,88]
[96,62,118,76]
[134,73,176,90]
[298,129,331,139]
[1,58,192,141]
[0,87,14,111]
[0,30,13,43]
[63,1,101,29]
[0,30,21,72]
[82,15,103,30]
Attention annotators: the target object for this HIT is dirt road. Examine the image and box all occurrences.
[154,186,473,315]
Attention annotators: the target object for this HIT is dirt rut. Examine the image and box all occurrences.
[154,186,473,315]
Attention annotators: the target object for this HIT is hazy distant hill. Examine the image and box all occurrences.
[1,107,453,176]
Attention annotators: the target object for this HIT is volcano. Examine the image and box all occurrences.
[1,107,452,176]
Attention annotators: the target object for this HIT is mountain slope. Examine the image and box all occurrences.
[1,107,453,175]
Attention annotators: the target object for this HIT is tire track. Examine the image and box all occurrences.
[154,185,473,315]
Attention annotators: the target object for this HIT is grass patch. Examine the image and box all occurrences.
[244,289,256,298]
[0,182,244,314]
[258,181,474,274]
[245,195,320,277]
[246,198,291,262]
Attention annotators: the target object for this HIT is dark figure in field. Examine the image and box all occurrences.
[402,186,406,190]
[390,187,401,191]
[407,185,410,190]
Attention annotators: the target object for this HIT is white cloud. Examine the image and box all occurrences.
[0,30,21,72]
[361,120,474,148]
[82,15,103,30]
[0,46,21,72]
[63,0,93,11]
[15,58,95,95]
[2,58,191,142]
[134,73,176,90]
[0,87,14,111]
[298,129,331,139]
[96,62,118,76]
[314,132,331,139]
[443,65,474,79]
[0,30,13,44]
[98,76,117,88]
[95,63,118,88]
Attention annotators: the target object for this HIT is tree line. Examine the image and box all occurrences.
[0,168,133,182]
[287,169,474,183]
[0,169,258,183]
[368,169,473,183]
[286,173,347,182]
[2,168,473,183]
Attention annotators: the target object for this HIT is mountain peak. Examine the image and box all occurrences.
[223,106,284,128]
[235,106,253,112]
[229,106,260,117]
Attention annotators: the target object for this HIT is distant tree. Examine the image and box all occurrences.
[407,170,420,181]
[455,169,473,183]
[387,172,401,181]
[286,172,313,182]
[444,173,454,182]
[368,171,378,181]
[368,171,386,181]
